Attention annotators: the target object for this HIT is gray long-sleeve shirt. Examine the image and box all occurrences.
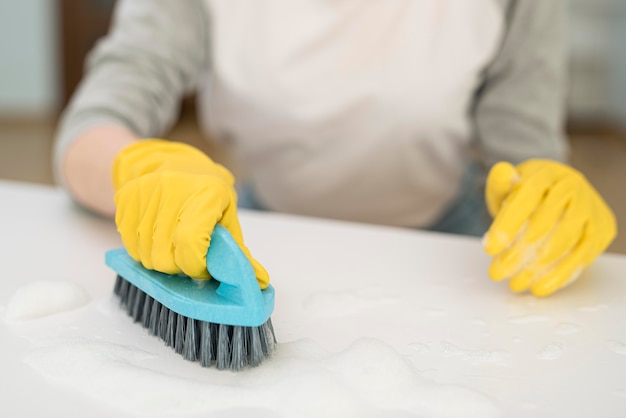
[54,0,568,227]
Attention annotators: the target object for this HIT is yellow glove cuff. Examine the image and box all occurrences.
[112,139,234,191]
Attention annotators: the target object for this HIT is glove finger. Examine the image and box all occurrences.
[505,186,584,293]
[149,173,192,275]
[114,198,140,261]
[509,267,544,293]
[484,165,558,256]
[489,184,575,282]
[173,183,227,279]
[135,175,170,271]
[521,175,575,244]
[508,228,589,296]
[530,228,592,297]
[114,176,155,262]
[536,190,587,268]
[150,215,179,275]
[488,224,539,281]
[485,161,518,217]
[219,190,270,289]
[500,176,582,279]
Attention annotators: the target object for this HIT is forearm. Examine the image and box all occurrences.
[52,1,210,216]
[62,126,138,218]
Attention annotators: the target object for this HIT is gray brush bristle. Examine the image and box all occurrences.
[182,317,198,361]
[199,321,214,367]
[174,314,186,354]
[141,295,153,329]
[113,275,276,371]
[158,306,169,340]
[165,309,176,347]
[148,297,160,335]
[126,284,137,313]
[131,288,145,322]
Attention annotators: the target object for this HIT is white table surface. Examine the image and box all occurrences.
[1,180,625,418]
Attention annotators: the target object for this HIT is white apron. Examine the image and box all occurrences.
[199,0,503,226]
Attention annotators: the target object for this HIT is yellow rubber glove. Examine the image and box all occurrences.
[112,139,270,289]
[484,159,617,297]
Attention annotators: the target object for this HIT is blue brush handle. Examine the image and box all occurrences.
[105,224,274,327]
[207,224,264,307]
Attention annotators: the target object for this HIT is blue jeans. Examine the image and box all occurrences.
[237,164,491,238]
[426,163,491,237]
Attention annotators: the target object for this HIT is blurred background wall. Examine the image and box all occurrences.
[1,0,625,131]
[0,0,59,117]
[568,0,626,132]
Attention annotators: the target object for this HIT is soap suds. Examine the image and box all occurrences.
[407,341,509,366]
[607,340,626,356]
[5,280,90,321]
[407,342,431,353]
[508,315,550,324]
[23,337,501,417]
[554,323,581,336]
[440,342,510,366]
[577,304,608,313]
[519,400,538,410]
[303,287,399,318]
[536,344,563,360]
[424,308,448,317]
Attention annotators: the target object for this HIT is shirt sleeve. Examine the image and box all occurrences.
[52,0,209,185]
[472,0,569,167]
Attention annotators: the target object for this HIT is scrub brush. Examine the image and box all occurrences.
[105,224,276,371]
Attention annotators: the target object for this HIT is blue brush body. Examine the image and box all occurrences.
[105,224,274,327]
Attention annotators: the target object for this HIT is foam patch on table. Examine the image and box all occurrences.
[23,336,501,417]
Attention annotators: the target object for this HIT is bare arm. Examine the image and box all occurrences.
[53,0,209,215]
[62,126,138,217]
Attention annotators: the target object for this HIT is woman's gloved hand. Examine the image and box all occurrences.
[112,139,270,289]
[483,159,617,297]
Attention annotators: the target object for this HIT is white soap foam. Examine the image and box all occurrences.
[554,323,582,336]
[23,337,501,418]
[439,342,510,366]
[607,340,626,356]
[508,315,550,325]
[303,287,399,318]
[520,400,538,410]
[5,280,90,321]
[536,344,563,360]
[577,304,608,313]
[407,342,431,353]
[424,309,448,317]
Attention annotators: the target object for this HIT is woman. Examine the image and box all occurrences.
[54,0,616,296]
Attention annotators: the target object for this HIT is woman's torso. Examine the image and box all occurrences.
[199,0,503,226]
